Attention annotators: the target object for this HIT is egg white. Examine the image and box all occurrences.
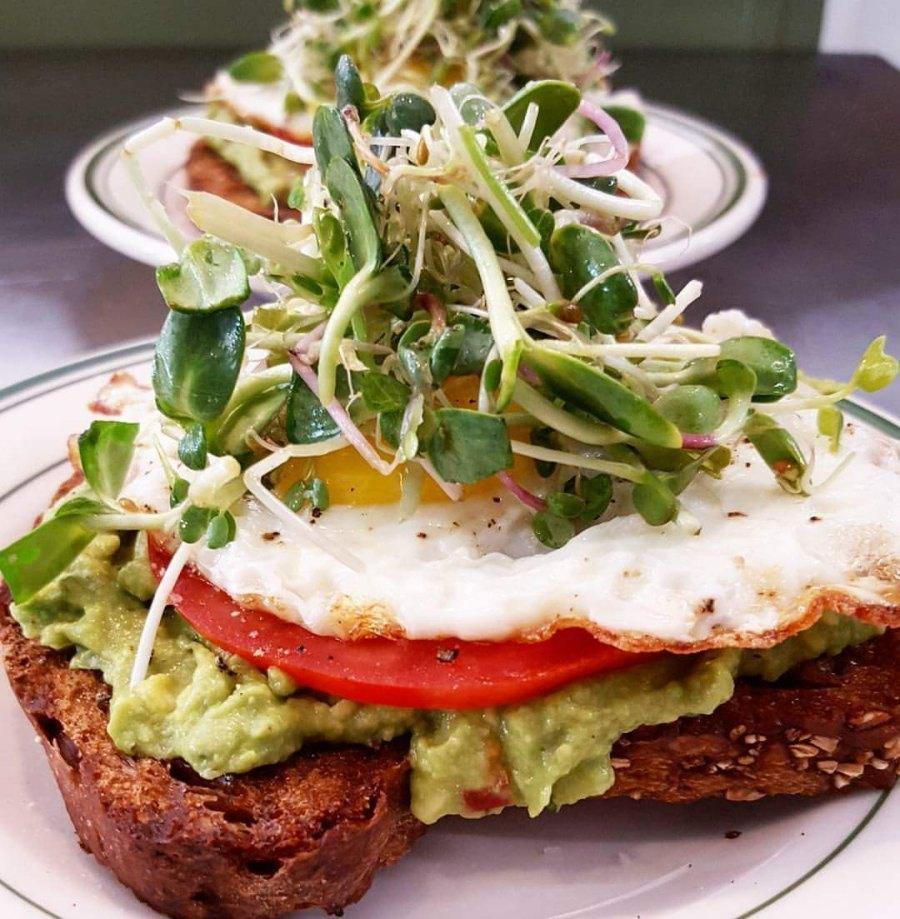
[117,394,899,649]
[208,71,313,137]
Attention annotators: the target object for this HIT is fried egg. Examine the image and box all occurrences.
[117,388,900,654]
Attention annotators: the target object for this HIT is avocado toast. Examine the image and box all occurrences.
[187,0,644,216]
[4,566,899,917]
[2,58,899,917]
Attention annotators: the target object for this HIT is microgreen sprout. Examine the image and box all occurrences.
[116,58,895,549]
[265,0,613,115]
[2,56,895,637]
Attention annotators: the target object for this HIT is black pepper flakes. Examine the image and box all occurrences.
[809,515,822,522]
[417,532,427,539]
[725,830,742,840]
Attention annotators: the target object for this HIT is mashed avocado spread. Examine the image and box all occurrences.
[205,104,304,204]
[13,535,878,824]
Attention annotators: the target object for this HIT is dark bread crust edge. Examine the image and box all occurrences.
[2,582,898,918]
[0,586,424,919]
[606,628,900,802]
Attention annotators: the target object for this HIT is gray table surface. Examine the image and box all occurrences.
[1,49,898,413]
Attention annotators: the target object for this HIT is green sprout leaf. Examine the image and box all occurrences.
[359,371,411,413]
[444,314,493,375]
[653,385,721,434]
[325,157,381,272]
[706,359,757,438]
[397,319,433,390]
[308,478,330,511]
[178,422,208,471]
[78,420,139,502]
[287,178,306,210]
[208,370,291,460]
[284,477,330,513]
[632,471,679,526]
[228,51,283,83]
[546,491,584,518]
[532,510,575,549]
[852,336,898,392]
[285,372,341,444]
[178,505,214,544]
[153,307,246,423]
[538,6,580,44]
[480,0,523,32]
[314,209,354,289]
[170,477,190,508]
[385,92,436,135]
[719,337,797,400]
[312,105,358,179]
[522,348,682,448]
[817,405,844,453]
[335,54,367,113]
[578,473,614,520]
[502,80,581,149]
[54,496,108,518]
[283,481,308,512]
[427,408,513,484]
[603,105,646,144]
[744,413,808,495]
[206,510,237,550]
[156,238,250,314]
[429,325,467,385]
[0,515,96,604]
[548,224,637,334]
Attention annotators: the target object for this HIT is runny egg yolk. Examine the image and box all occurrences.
[273,376,535,506]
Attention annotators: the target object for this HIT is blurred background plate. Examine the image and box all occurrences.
[65,101,766,273]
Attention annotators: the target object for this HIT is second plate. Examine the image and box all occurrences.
[66,101,767,273]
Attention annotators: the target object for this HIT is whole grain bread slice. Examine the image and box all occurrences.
[2,589,898,919]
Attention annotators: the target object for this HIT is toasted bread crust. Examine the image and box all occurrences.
[185,141,301,219]
[606,629,900,802]
[2,587,898,918]
[0,587,423,919]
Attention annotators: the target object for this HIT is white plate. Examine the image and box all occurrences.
[65,102,767,273]
[0,345,896,919]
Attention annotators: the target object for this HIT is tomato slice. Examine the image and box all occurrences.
[149,540,654,710]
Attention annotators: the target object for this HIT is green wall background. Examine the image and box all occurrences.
[1,0,824,50]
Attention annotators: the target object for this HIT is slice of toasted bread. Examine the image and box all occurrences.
[2,587,898,919]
